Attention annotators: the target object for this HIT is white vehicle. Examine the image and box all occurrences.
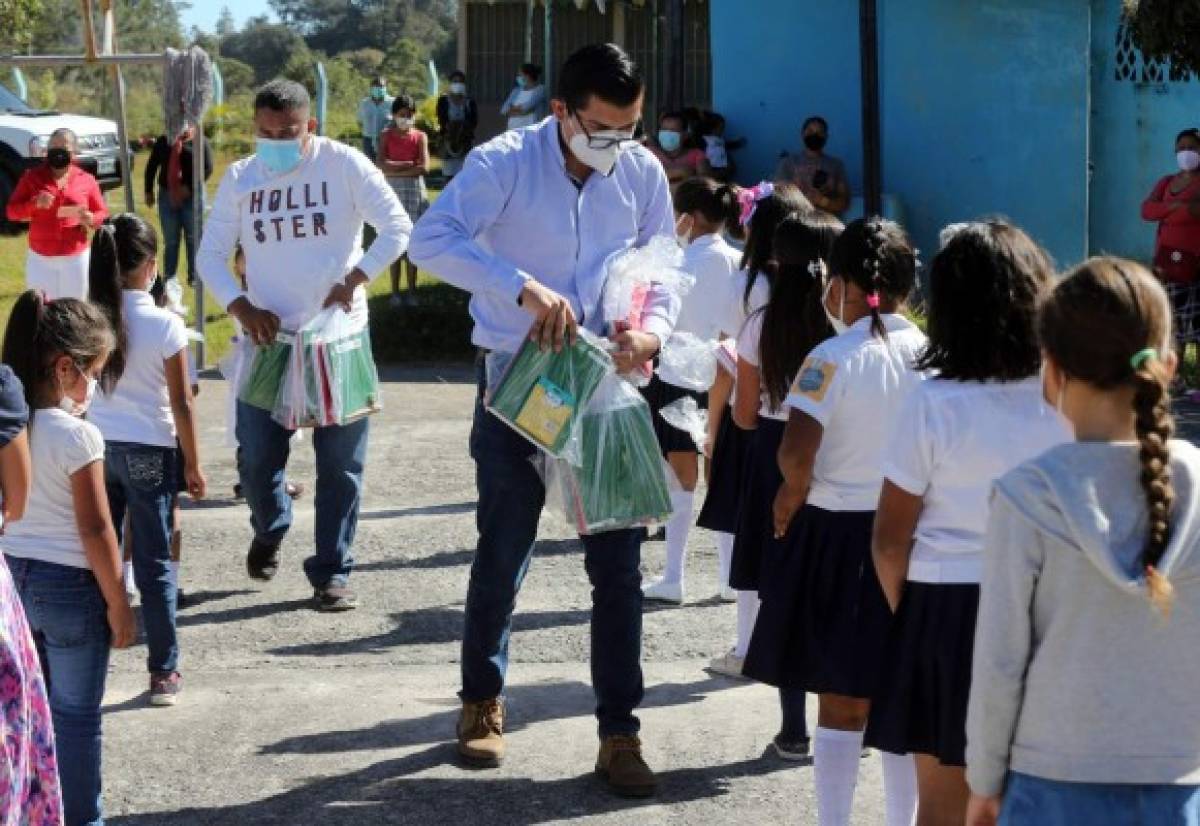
[0,81,126,229]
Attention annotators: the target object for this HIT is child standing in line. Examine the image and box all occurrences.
[770,218,926,826]
[86,214,206,708]
[966,259,1200,826]
[693,182,809,678]
[641,177,742,605]
[865,221,1067,825]
[1,292,135,826]
[734,212,839,761]
[379,94,429,308]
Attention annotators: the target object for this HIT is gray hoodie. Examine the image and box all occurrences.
[966,439,1200,796]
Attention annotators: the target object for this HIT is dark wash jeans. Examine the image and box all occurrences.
[460,360,645,737]
[104,441,178,674]
[7,555,110,826]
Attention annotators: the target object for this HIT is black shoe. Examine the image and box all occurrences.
[772,733,811,761]
[232,483,244,501]
[314,584,358,612]
[176,588,188,610]
[246,539,280,581]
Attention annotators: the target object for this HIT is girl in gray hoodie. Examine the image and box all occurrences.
[966,258,1200,826]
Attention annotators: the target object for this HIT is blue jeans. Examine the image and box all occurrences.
[235,400,369,589]
[461,367,645,736]
[6,556,110,826]
[361,136,377,162]
[1001,772,1200,825]
[104,442,177,674]
[157,186,197,281]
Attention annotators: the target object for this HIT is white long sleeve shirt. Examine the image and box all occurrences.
[408,117,679,353]
[197,136,411,331]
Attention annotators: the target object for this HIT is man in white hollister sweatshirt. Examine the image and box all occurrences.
[197,79,411,612]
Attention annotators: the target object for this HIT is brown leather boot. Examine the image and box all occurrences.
[457,698,505,766]
[595,735,658,798]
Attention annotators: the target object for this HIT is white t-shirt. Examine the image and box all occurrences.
[883,377,1069,584]
[674,234,742,341]
[785,314,927,511]
[720,268,769,340]
[88,290,189,448]
[736,310,788,421]
[3,408,106,569]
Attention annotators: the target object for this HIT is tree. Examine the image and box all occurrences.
[215,6,237,38]
[341,47,386,79]
[0,0,43,52]
[1123,0,1200,76]
[215,56,255,96]
[382,38,432,98]
[220,16,307,83]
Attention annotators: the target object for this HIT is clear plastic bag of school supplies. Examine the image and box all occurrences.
[656,332,718,392]
[486,328,614,460]
[238,333,295,414]
[660,396,709,452]
[544,374,674,535]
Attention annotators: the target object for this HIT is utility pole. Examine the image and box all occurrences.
[859,0,883,217]
[661,0,684,110]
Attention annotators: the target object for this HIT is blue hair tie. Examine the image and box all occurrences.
[1130,348,1157,370]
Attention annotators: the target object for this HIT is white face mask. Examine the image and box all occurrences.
[449,82,466,95]
[566,115,632,177]
[58,363,98,418]
[1178,150,1200,172]
[822,277,849,335]
[394,116,414,129]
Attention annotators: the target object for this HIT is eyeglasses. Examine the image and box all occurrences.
[572,114,640,151]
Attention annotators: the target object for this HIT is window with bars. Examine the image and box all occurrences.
[1114,22,1193,84]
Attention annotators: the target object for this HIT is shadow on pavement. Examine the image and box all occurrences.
[352,538,583,573]
[359,501,477,521]
[177,597,315,628]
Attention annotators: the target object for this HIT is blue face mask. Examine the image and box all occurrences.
[658,129,682,153]
[256,137,304,177]
[515,74,527,89]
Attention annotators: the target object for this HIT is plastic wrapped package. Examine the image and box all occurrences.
[238,333,295,413]
[659,396,709,452]
[657,332,718,391]
[546,374,674,535]
[486,329,614,459]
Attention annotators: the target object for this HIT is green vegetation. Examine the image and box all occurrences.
[1124,1,1200,77]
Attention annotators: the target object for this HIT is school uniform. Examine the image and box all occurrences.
[745,314,925,698]
[865,377,1068,766]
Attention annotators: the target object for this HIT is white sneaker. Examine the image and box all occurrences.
[707,649,747,680]
[718,585,737,603]
[642,578,684,605]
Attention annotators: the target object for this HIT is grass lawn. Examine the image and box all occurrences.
[0,152,470,368]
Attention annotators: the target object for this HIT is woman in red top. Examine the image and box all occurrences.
[5,129,107,299]
[1142,127,1200,358]
[378,94,430,308]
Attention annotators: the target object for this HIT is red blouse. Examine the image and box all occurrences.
[379,127,424,166]
[1142,173,1200,257]
[5,164,107,257]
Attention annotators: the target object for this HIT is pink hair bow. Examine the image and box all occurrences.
[737,181,775,226]
[865,293,881,309]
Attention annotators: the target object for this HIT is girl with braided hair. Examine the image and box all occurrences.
[771,217,927,826]
[965,258,1200,826]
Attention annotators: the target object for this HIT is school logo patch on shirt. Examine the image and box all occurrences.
[794,358,836,402]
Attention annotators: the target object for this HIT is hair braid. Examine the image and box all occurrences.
[1133,360,1176,615]
[864,218,887,338]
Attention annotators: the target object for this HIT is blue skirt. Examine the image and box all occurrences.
[729,417,785,591]
[696,407,753,535]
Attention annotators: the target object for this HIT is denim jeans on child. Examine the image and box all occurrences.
[6,555,111,826]
[460,362,645,736]
[1001,772,1200,826]
[104,441,178,675]
[235,400,369,588]
[157,187,198,282]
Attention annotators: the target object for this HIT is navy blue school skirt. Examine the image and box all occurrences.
[696,407,753,535]
[865,581,980,766]
[728,417,785,591]
[743,504,890,698]
[640,374,707,456]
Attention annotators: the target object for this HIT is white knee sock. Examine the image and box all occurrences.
[881,751,918,826]
[715,531,734,587]
[733,590,760,658]
[123,561,135,592]
[170,559,181,586]
[814,727,865,826]
[661,490,694,586]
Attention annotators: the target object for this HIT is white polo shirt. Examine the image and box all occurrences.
[736,309,788,421]
[719,268,769,340]
[785,314,927,511]
[674,233,743,340]
[88,290,189,448]
[883,376,1069,584]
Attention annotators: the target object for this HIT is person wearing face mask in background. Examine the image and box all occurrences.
[500,63,547,131]
[1142,127,1200,384]
[356,76,394,162]
[409,43,677,797]
[379,94,431,308]
[197,79,411,613]
[144,120,214,290]
[649,111,709,190]
[775,116,850,217]
[436,70,478,180]
[6,128,108,300]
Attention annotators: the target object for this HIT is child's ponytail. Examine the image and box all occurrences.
[1132,352,1176,615]
[3,291,51,411]
[86,213,158,393]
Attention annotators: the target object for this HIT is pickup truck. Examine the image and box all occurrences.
[0,81,126,230]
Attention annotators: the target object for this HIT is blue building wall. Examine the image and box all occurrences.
[710,0,1199,269]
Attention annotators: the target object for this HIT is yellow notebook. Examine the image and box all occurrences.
[514,377,576,449]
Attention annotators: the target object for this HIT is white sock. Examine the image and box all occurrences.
[123,561,135,592]
[814,726,865,826]
[661,490,694,586]
[733,590,760,658]
[715,531,734,587]
[881,751,918,826]
[170,559,181,586]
